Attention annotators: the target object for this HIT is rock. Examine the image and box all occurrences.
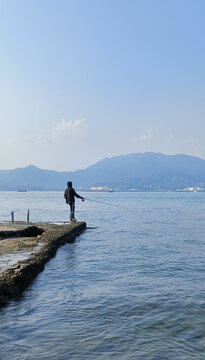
[0,221,86,308]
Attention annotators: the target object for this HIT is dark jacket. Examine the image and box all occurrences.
[64,186,82,204]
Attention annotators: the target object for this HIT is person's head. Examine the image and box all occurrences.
[67,181,72,187]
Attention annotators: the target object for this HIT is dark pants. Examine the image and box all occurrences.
[69,202,75,220]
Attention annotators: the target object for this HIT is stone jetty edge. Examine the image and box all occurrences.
[0,221,86,308]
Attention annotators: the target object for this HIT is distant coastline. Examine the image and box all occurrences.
[0,152,205,191]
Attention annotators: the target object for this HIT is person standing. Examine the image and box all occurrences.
[64,181,84,222]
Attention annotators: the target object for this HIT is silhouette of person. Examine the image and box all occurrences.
[64,181,84,222]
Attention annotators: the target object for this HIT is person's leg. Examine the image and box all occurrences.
[69,203,73,220]
[72,203,75,220]
[70,203,75,221]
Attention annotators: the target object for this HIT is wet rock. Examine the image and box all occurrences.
[0,226,44,239]
[0,221,86,308]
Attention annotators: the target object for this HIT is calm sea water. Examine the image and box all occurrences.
[0,191,205,359]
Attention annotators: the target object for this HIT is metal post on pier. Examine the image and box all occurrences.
[27,210,30,223]
[10,211,14,223]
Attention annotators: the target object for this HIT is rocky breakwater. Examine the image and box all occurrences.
[0,222,86,308]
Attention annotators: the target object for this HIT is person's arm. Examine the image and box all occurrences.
[73,189,84,200]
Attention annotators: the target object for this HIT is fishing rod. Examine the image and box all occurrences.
[84,197,122,208]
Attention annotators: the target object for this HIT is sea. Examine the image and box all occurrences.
[0,191,205,360]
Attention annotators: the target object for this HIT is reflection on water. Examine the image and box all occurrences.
[0,192,205,359]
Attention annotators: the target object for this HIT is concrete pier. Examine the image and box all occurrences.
[0,221,86,308]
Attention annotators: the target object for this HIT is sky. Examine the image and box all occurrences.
[0,0,205,171]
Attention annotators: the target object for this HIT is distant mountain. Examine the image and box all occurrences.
[0,153,205,191]
[0,165,72,191]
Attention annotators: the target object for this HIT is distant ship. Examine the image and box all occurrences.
[17,190,27,192]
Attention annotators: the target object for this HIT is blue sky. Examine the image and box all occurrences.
[0,0,205,171]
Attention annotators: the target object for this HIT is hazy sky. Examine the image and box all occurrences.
[0,0,205,171]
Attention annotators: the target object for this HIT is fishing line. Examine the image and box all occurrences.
[84,197,126,209]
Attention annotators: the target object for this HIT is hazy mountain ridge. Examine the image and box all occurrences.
[0,153,205,191]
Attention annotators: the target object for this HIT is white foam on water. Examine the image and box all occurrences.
[0,244,42,273]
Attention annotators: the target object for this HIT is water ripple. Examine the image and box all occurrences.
[0,192,205,359]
